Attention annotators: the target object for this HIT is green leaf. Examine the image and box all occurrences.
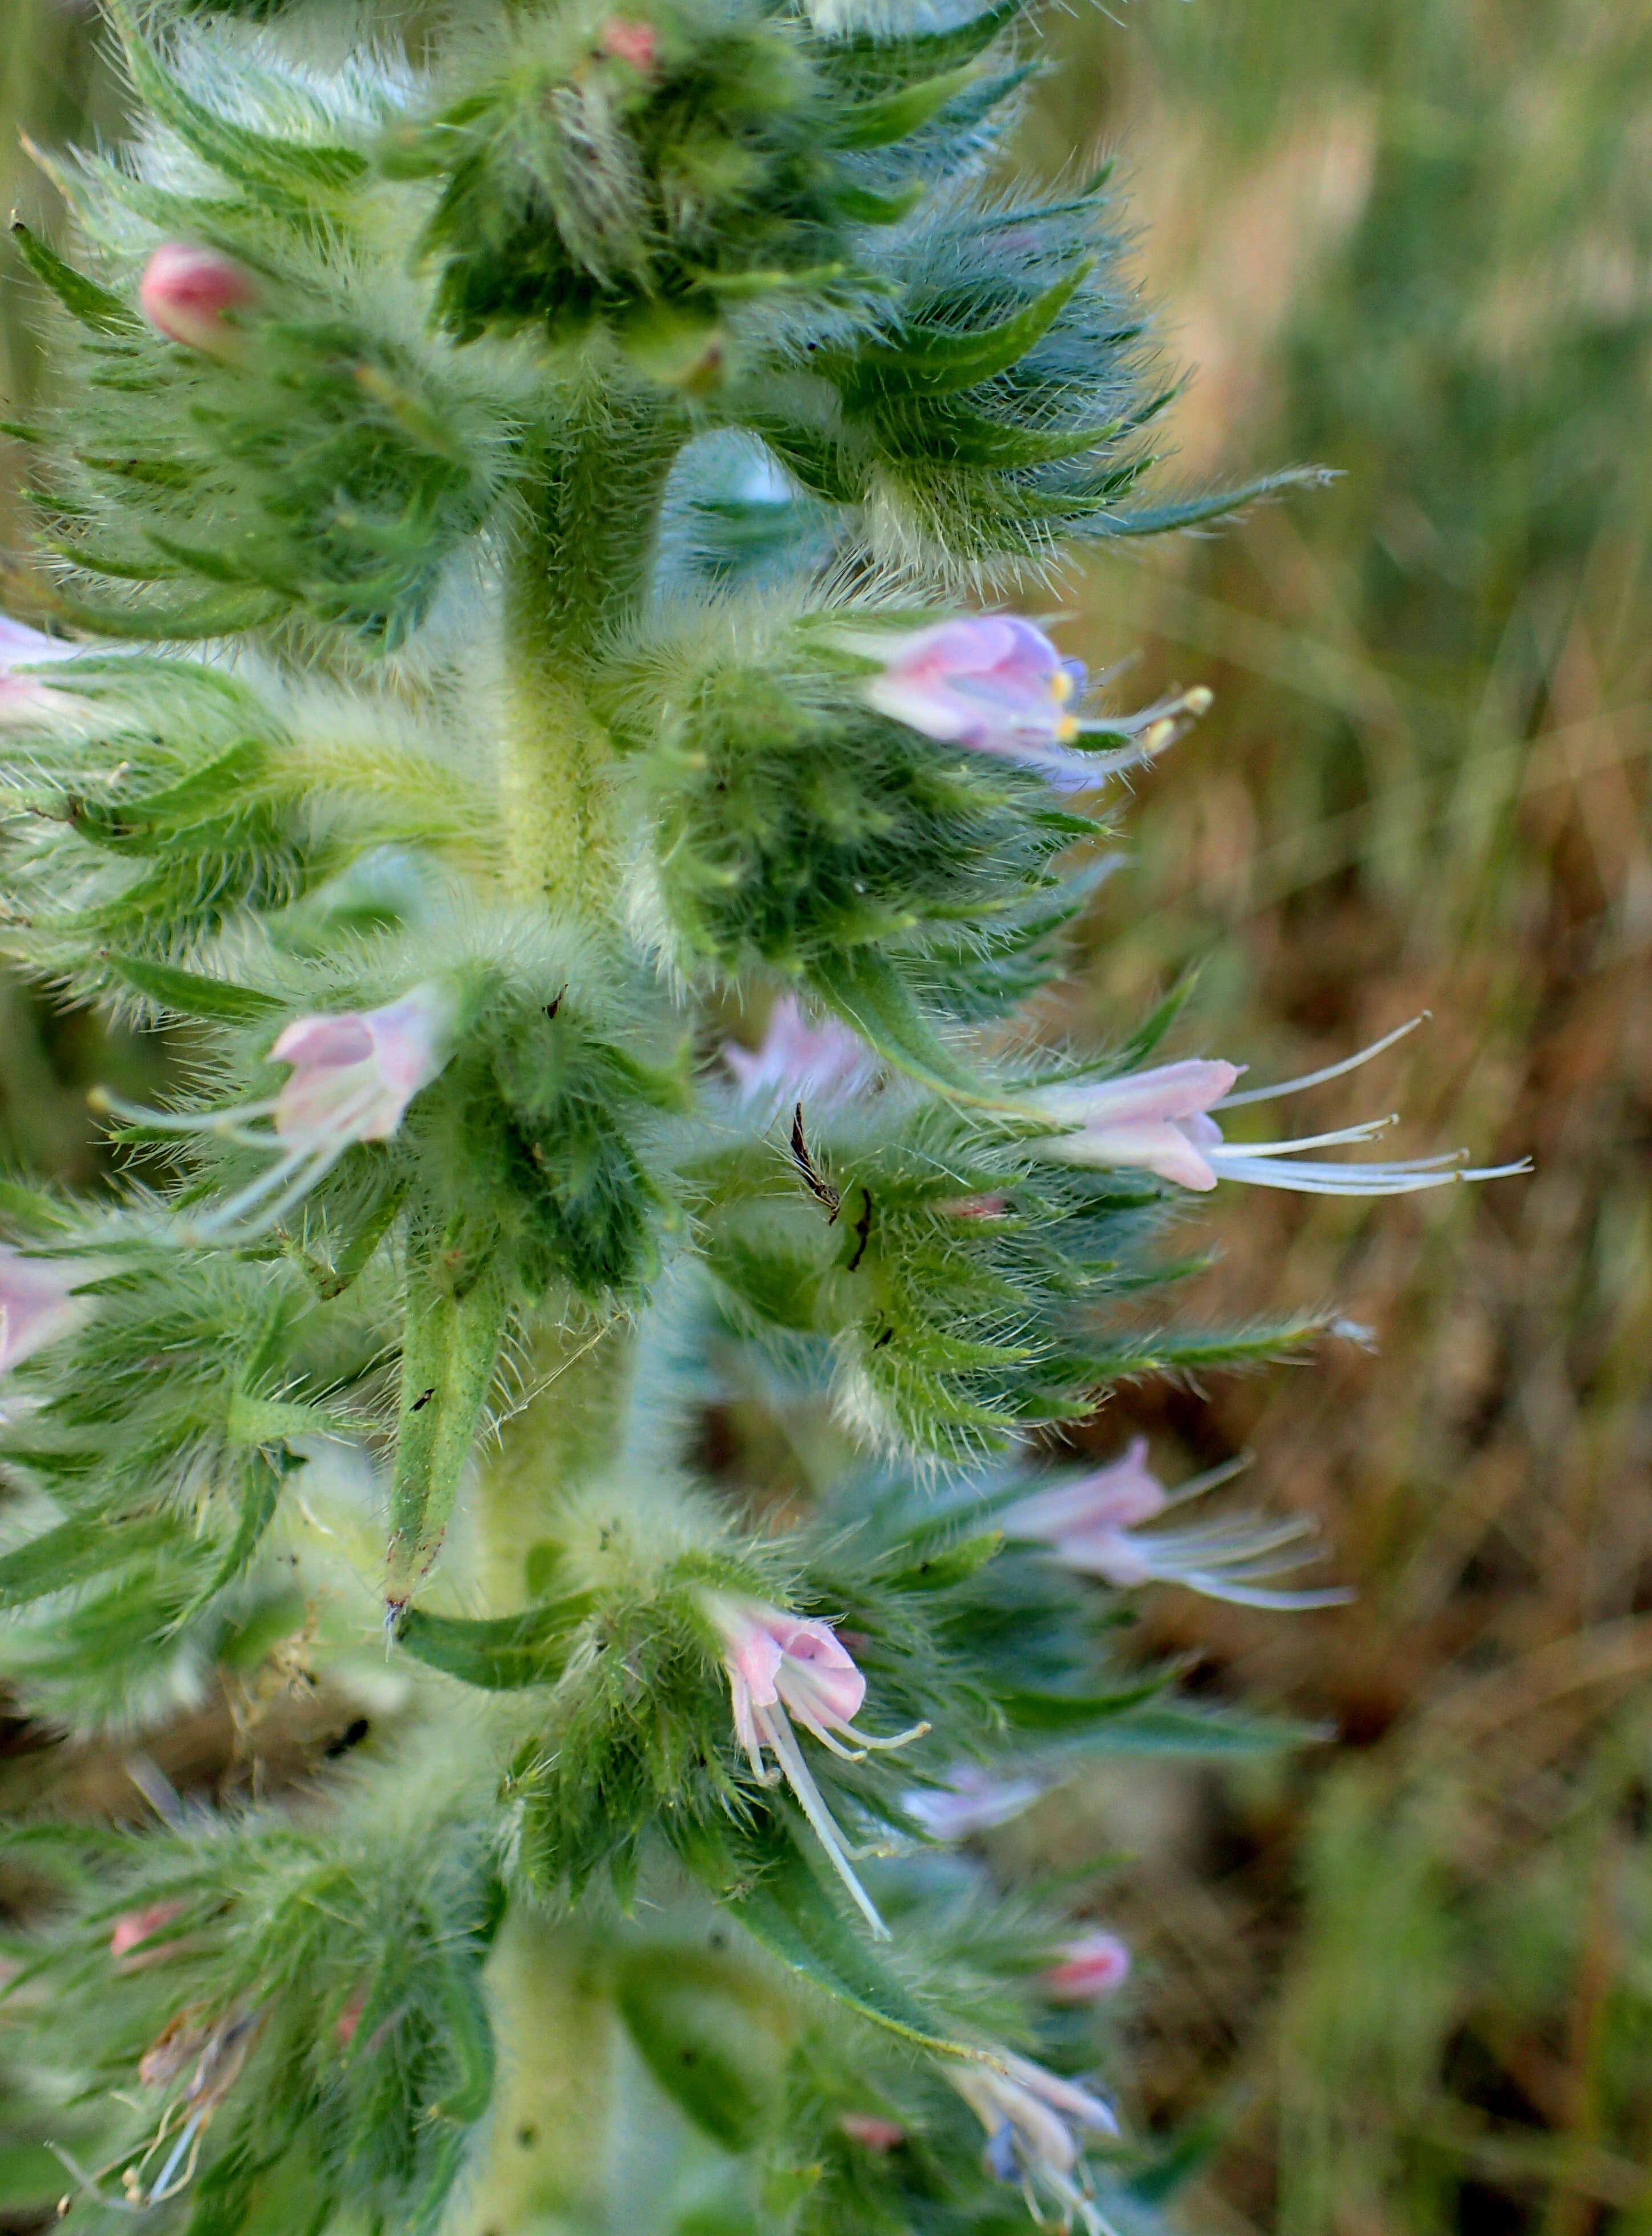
[106,955,285,1025]
[384,1261,511,1611]
[0,1512,183,1610]
[837,260,1091,402]
[110,5,368,199]
[613,1949,792,2152]
[393,1596,595,1690]
[719,1830,971,2059]
[804,948,998,1105]
[997,1672,1168,1731]
[1072,1703,1329,1757]
[10,221,136,337]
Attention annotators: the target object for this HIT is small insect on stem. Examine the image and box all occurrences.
[790,1103,841,1218]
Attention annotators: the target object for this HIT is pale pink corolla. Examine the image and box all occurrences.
[1006,1439,1352,1610]
[103,983,459,1243]
[1041,1931,1131,2003]
[1027,1018,1531,1198]
[706,1592,926,1938]
[949,2052,1117,2230]
[901,1763,1043,1841]
[857,616,1108,789]
[722,995,877,1117]
[0,1248,87,1376]
[270,986,456,1148]
[139,243,257,359]
[0,613,83,727]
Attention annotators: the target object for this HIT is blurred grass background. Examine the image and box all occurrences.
[2,0,1650,2229]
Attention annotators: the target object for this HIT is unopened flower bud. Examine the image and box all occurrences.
[839,2112,906,2151]
[599,17,658,68]
[1041,1931,1132,2003]
[110,1901,186,1968]
[139,242,257,359]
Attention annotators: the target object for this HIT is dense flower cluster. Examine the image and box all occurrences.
[0,2,1524,2231]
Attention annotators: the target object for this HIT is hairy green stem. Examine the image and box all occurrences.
[499,388,683,912]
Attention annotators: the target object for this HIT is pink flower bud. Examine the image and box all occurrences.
[0,1247,87,1376]
[599,17,658,68]
[110,1901,186,1967]
[1041,1931,1132,2003]
[139,243,257,359]
[839,2113,906,2152]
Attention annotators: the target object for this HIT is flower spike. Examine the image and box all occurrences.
[704,1593,927,1937]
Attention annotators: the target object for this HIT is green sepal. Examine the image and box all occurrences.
[835,259,1091,403]
[224,1393,354,1446]
[109,3,368,199]
[831,63,986,149]
[104,955,285,1025]
[829,180,928,226]
[882,1529,1002,1591]
[173,1447,295,1621]
[35,585,288,639]
[392,1595,596,1690]
[9,220,136,337]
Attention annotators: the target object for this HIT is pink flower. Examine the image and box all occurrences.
[839,2112,906,2152]
[139,244,257,359]
[102,984,458,1243]
[0,1248,87,1375]
[1001,1437,1169,1578]
[598,16,658,67]
[722,995,877,1117]
[110,1901,185,1968]
[949,2051,1117,2229]
[1005,1440,1353,1610]
[1027,1019,1531,1198]
[704,1593,926,1938]
[0,613,83,727]
[1028,1061,1240,1191]
[1042,1932,1131,2003]
[859,616,1102,784]
[270,987,455,1147]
